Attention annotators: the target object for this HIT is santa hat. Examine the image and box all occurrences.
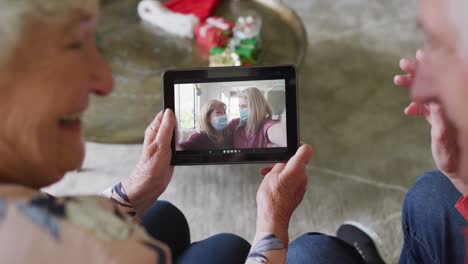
[138,0,221,38]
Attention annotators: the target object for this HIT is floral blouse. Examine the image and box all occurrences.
[0,183,171,263]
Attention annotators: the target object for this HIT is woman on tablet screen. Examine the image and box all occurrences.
[179,100,234,150]
[228,87,287,148]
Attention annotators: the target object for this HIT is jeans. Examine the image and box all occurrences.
[141,201,364,264]
[400,170,467,264]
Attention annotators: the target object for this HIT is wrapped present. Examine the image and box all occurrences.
[228,37,259,65]
[209,48,241,67]
[195,17,234,49]
[235,46,258,64]
[210,46,227,55]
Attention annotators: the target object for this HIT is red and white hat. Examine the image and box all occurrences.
[137,0,221,38]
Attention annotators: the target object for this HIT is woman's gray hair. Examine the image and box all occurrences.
[0,0,98,65]
[449,0,468,60]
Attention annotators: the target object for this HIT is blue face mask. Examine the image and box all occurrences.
[239,108,249,121]
[213,115,228,131]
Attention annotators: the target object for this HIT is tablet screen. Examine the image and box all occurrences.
[174,79,287,155]
[163,65,298,165]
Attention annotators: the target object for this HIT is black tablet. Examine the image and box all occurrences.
[163,65,299,165]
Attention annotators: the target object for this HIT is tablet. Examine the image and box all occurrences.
[163,65,299,165]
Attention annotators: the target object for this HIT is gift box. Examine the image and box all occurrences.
[210,46,227,55]
[235,46,258,64]
[195,17,234,49]
[231,38,259,64]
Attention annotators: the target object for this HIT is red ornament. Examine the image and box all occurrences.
[195,17,234,49]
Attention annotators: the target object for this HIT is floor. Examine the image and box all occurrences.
[44,0,432,262]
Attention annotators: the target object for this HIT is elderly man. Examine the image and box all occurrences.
[396,0,468,262]
[0,1,320,263]
[336,0,468,263]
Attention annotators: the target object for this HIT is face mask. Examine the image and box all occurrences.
[213,115,228,131]
[239,108,249,121]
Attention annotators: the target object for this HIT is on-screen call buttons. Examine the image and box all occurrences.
[223,150,241,154]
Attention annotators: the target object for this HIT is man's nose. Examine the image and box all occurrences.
[88,46,114,96]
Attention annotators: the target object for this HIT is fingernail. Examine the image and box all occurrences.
[161,109,168,120]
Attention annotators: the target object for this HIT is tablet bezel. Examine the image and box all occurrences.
[162,65,299,165]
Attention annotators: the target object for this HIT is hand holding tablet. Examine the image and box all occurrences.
[163,65,299,165]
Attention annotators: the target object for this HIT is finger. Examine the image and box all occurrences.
[279,145,313,180]
[399,59,417,74]
[427,103,447,127]
[394,74,413,87]
[268,163,287,176]
[144,111,164,146]
[260,164,275,176]
[155,109,176,150]
[404,102,428,116]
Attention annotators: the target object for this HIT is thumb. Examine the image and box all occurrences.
[279,145,313,180]
[260,164,275,176]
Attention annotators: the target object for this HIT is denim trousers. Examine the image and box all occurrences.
[141,170,465,263]
[400,170,467,264]
[141,201,363,263]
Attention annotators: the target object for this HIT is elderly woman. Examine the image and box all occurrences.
[0,1,372,264]
[178,100,234,150]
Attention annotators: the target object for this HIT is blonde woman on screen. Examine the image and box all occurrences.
[228,87,287,148]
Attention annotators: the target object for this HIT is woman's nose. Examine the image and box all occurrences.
[88,46,114,96]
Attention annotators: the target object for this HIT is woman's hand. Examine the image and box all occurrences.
[122,109,175,217]
[394,50,459,177]
[255,145,313,245]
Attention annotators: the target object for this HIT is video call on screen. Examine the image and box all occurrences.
[175,79,287,154]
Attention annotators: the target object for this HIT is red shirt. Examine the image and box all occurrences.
[455,196,468,263]
[456,196,468,220]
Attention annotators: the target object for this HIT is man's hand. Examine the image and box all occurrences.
[122,109,175,217]
[394,50,460,177]
[256,145,313,245]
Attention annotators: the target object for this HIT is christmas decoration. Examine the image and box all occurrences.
[195,17,234,49]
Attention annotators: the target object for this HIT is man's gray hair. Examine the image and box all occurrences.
[449,0,468,59]
[0,0,98,65]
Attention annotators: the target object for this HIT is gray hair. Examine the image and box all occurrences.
[449,0,468,59]
[0,0,98,65]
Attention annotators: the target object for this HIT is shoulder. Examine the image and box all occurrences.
[0,192,169,263]
[262,119,277,130]
[187,131,208,141]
